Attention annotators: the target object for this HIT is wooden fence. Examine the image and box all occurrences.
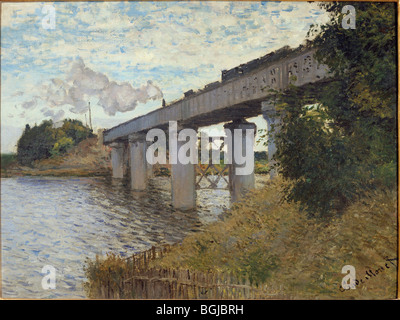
[93,245,275,299]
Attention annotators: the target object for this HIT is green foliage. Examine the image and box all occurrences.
[273,2,397,216]
[1,153,16,170]
[254,151,268,161]
[373,161,397,190]
[17,119,94,166]
[50,136,75,157]
[17,120,56,166]
[60,119,94,145]
[254,164,269,175]
[239,247,277,286]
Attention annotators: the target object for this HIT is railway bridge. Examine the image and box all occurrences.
[103,45,329,210]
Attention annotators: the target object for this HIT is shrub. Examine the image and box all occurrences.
[17,121,55,166]
[16,119,94,166]
[272,3,397,216]
[1,153,16,170]
[50,137,74,157]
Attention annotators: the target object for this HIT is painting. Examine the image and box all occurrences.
[1,0,398,304]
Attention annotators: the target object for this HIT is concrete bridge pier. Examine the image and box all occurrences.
[110,142,125,179]
[171,129,197,211]
[146,141,154,179]
[123,142,130,177]
[224,120,256,202]
[129,133,148,191]
[262,101,280,179]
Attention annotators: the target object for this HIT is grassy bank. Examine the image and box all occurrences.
[150,178,397,299]
[84,177,397,299]
[1,137,111,178]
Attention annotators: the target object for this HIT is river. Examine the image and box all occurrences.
[1,175,267,299]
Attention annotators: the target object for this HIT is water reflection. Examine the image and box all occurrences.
[1,175,268,299]
[1,175,229,299]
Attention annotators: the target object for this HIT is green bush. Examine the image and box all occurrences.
[254,163,270,175]
[240,247,278,286]
[16,119,94,166]
[50,137,74,157]
[272,2,397,216]
[373,161,397,189]
[17,121,56,166]
[1,153,16,169]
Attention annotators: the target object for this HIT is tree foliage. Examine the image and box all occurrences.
[17,119,94,166]
[273,2,397,216]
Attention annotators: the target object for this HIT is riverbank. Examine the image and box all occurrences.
[84,177,398,299]
[1,136,270,178]
[152,179,397,299]
[1,137,111,178]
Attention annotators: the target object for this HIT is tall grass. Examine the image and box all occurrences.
[150,178,397,299]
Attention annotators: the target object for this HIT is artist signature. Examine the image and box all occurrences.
[339,257,397,292]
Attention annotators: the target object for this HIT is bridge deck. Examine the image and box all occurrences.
[103,46,329,144]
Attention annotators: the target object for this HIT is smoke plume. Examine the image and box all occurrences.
[21,57,163,121]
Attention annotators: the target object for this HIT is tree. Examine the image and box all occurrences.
[61,119,94,145]
[273,2,397,216]
[17,120,56,166]
[16,118,95,166]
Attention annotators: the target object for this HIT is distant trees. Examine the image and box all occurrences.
[17,119,94,166]
[272,2,397,216]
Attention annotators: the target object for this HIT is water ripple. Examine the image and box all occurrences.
[1,175,234,299]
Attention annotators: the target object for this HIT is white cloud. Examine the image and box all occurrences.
[19,57,163,120]
[1,1,330,152]
[42,108,65,122]
[21,98,38,110]
[1,3,39,28]
[98,80,163,116]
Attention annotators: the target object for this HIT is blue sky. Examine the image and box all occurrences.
[1,1,329,153]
